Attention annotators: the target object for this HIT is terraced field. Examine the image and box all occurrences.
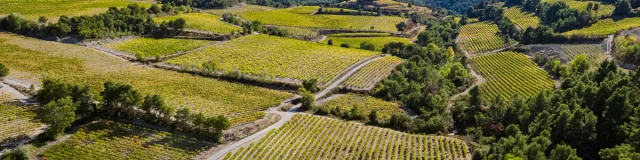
[0,33,293,125]
[103,38,213,59]
[562,18,640,37]
[471,52,554,99]
[166,34,378,84]
[0,0,153,22]
[223,115,469,160]
[0,104,43,143]
[206,5,274,15]
[154,13,241,34]
[342,56,404,89]
[317,94,403,121]
[504,7,540,29]
[321,34,411,51]
[542,0,615,17]
[239,6,406,32]
[560,44,607,66]
[42,121,210,160]
[457,22,516,54]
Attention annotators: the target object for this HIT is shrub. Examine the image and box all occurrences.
[340,43,350,48]
[360,41,375,51]
[0,63,9,78]
[327,39,333,45]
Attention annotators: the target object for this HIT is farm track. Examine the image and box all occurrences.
[207,54,385,160]
[0,82,28,100]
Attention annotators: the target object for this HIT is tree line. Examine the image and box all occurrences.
[0,4,190,39]
[36,78,230,142]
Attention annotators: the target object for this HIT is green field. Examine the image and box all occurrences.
[166,34,378,84]
[321,34,411,51]
[504,7,540,29]
[562,18,640,36]
[103,38,213,59]
[316,94,403,121]
[542,0,615,17]
[239,6,406,32]
[224,115,469,160]
[0,33,293,125]
[277,26,320,39]
[559,44,607,66]
[0,0,153,22]
[0,104,43,143]
[206,5,274,15]
[342,56,404,89]
[42,121,210,160]
[471,52,555,99]
[154,13,241,34]
[458,22,517,54]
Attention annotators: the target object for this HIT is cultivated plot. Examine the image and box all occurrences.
[542,0,614,17]
[562,18,640,37]
[0,34,293,125]
[0,104,43,143]
[103,38,213,59]
[239,6,406,32]
[457,22,517,54]
[42,121,210,160]
[224,115,470,160]
[504,7,540,29]
[154,13,241,34]
[317,93,403,121]
[342,56,405,90]
[166,34,379,84]
[471,52,555,99]
[527,44,607,66]
[0,0,153,22]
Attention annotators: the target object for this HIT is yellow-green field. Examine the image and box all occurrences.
[224,115,469,160]
[504,7,540,29]
[239,6,406,32]
[562,18,640,36]
[542,0,614,17]
[154,13,241,34]
[0,33,293,125]
[166,34,378,84]
[103,38,213,59]
[0,0,154,22]
[471,52,555,99]
[320,34,411,51]
[42,121,210,160]
[457,22,517,54]
[206,5,274,15]
[1,104,43,143]
[317,94,403,121]
[342,56,404,89]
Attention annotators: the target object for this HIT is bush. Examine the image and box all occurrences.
[0,63,9,78]
[3,144,36,160]
[298,88,315,111]
[360,41,375,51]
[327,39,333,45]
[302,79,318,92]
[340,43,350,48]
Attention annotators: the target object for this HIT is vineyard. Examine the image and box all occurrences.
[561,18,640,37]
[0,104,43,143]
[321,34,411,51]
[102,38,212,59]
[342,56,405,89]
[560,44,607,66]
[504,7,540,29]
[42,121,211,160]
[229,112,267,127]
[542,0,615,17]
[239,7,406,32]
[154,13,241,34]
[0,0,153,22]
[471,52,555,99]
[223,115,470,160]
[289,6,321,14]
[457,22,516,54]
[320,7,377,15]
[330,32,393,37]
[317,94,403,121]
[165,34,378,84]
[277,26,321,39]
[206,5,274,15]
[0,33,293,125]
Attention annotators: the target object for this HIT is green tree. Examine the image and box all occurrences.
[39,97,76,140]
[298,88,315,111]
[340,43,350,48]
[101,82,143,120]
[150,4,161,14]
[570,54,589,74]
[3,144,36,160]
[613,0,632,17]
[0,63,9,79]
[360,41,375,51]
[549,144,581,160]
[599,144,640,160]
[327,39,333,45]
[369,109,379,124]
[396,22,407,32]
[38,16,48,24]
[302,79,318,92]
